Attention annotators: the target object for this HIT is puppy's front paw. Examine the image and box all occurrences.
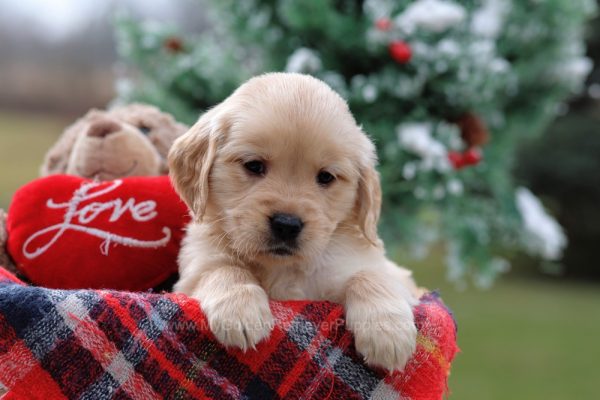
[346,301,417,372]
[203,285,274,351]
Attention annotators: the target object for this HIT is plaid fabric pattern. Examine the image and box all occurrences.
[0,267,458,400]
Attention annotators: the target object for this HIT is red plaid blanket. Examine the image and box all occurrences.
[0,267,457,399]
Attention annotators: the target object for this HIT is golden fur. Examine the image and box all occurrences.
[169,73,419,371]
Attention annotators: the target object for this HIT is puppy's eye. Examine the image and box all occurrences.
[317,171,335,186]
[244,160,266,176]
[138,125,151,135]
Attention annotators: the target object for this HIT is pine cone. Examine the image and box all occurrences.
[455,113,489,148]
[164,36,184,53]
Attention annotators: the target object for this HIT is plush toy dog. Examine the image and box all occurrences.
[0,103,188,276]
[41,103,188,180]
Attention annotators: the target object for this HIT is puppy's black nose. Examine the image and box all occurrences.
[270,213,304,242]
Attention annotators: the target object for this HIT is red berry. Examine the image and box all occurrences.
[448,148,483,170]
[448,151,464,169]
[376,18,392,31]
[389,41,412,64]
[462,148,482,166]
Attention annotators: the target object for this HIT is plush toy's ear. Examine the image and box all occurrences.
[0,208,16,274]
[0,209,7,258]
[40,110,100,176]
[168,108,229,222]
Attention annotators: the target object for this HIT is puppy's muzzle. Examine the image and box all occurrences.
[269,213,303,254]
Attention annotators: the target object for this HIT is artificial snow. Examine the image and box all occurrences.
[395,0,466,34]
[397,123,450,173]
[516,187,567,260]
[471,0,508,38]
[285,48,322,74]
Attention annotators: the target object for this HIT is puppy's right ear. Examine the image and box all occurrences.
[168,109,229,222]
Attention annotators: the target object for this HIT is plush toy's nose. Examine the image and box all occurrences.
[87,119,121,138]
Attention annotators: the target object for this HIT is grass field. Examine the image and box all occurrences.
[1,110,599,399]
[408,257,600,400]
[0,110,65,208]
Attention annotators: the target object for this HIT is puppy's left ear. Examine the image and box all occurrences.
[168,108,229,222]
[357,162,382,246]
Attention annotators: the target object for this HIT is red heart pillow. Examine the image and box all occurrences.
[6,175,190,291]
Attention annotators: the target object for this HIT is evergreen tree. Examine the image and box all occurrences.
[115,0,595,286]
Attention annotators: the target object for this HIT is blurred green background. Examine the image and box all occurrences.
[1,1,599,399]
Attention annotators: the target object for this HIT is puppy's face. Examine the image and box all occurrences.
[169,73,381,267]
[210,107,363,266]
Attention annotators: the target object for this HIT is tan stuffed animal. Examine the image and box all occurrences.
[42,103,188,180]
[0,103,188,273]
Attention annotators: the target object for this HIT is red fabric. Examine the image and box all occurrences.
[1,175,460,399]
[6,175,190,291]
[0,267,459,399]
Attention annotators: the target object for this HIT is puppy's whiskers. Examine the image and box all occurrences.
[229,229,261,262]
[210,231,229,251]
[203,215,228,230]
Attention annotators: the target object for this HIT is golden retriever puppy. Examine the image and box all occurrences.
[169,73,419,371]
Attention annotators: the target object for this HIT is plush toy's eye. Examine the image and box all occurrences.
[138,125,151,135]
[317,171,336,186]
[244,160,266,176]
